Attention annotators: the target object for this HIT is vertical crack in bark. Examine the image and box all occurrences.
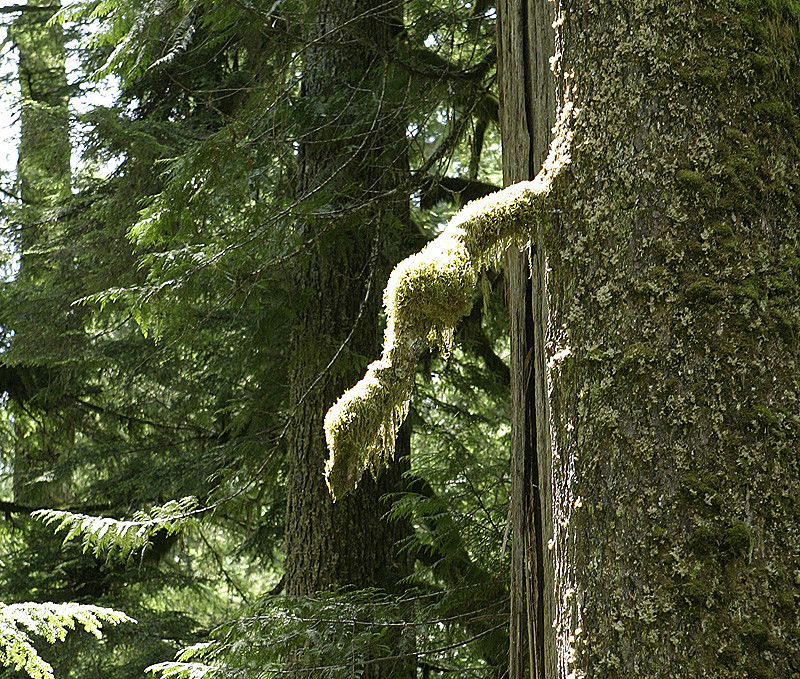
[520,1,549,676]
[502,0,556,677]
[526,259,548,679]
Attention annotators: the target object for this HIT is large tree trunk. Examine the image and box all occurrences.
[283,1,413,675]
[510,1,800,676]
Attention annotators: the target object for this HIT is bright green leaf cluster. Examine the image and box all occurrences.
[0,602,133,679]
[33,496,199,563]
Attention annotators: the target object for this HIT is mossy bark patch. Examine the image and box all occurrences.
[546,0,800,675]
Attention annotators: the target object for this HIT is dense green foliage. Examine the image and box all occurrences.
[0,0,512,677]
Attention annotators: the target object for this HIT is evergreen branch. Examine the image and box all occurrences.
[32,497,199,563]
[459,293,511,385]
[72,396,217,435]
[418,176,500,209]
[196,527,250,605]
[147,591,505,679]
[0,500,113,517]
[146,660,216,679]
[0,5,60,14]
[147,642,217,679]
[0,186,21,201]
[0,602,133,679]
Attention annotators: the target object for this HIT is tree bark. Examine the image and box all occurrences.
[283,1,413,676]
[15,0,70,209]
[498,0,556,677]
[531,1,800,676]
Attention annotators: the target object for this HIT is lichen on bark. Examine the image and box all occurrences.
[323,178,551,500]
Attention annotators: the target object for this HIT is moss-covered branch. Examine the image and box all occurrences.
[324,178,551,500]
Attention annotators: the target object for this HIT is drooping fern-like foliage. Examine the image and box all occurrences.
[146,642,216,679]
[33,496,199,563]
[0,602,133,679]
[146,587,505,679]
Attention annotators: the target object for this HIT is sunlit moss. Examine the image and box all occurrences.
[324,177,553,500]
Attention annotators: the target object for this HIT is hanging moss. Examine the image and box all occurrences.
[323,178,552,500]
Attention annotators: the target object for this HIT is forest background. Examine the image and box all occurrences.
[0,0,517,678]
[5,1,800,678]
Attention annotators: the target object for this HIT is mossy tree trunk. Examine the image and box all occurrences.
[283,1,413,676]
[521,1,800,676]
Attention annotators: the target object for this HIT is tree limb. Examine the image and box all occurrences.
[324,179,551,500]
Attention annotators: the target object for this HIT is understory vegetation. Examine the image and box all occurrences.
[0,0,516,677]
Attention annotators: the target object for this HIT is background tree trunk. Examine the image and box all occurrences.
[11,0,70,506]
[497,0,556,677]
[538,1,800,676]
[283,1,413,675]
[15,0,70,210]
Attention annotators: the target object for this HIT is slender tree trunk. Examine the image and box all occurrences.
[15,0,70,210]
[498,0,557,677]
[283,1,413,676]
[510,1,800,676]
[11,0,70,505]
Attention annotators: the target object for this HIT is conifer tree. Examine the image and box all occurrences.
[0,0,513,676]
[282,0,414,601]
[326,1,800,676]
[10,0,70,506]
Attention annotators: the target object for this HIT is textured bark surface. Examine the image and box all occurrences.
[498,0,556,677]
[283,7,413,676]
[542,1,800,676]
[284,0,411,590]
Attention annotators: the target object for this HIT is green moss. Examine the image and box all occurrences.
[736,281,761,301]
[688,524,719,555]
[684,577,712,605]
[740,619,771,651]
[716,634,743,667]
[324,179,553,499]
[684,561,717,606]
[616,342,655,377]
[684,277,725,305]
[769,307,797,341]
[750,404,779,427]
[768,0,800,18]
[754,100,796,129]
[770,270,796,294]
[682,473,723,512]
[722,521,753,560]
[546,0,800,673]
[774,590,794,613]
[676,169,712,193]
[385,228,477,347]
[745,663,773,679]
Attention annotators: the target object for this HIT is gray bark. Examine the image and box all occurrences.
[535,1,800,676]
[498,0,556,677]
